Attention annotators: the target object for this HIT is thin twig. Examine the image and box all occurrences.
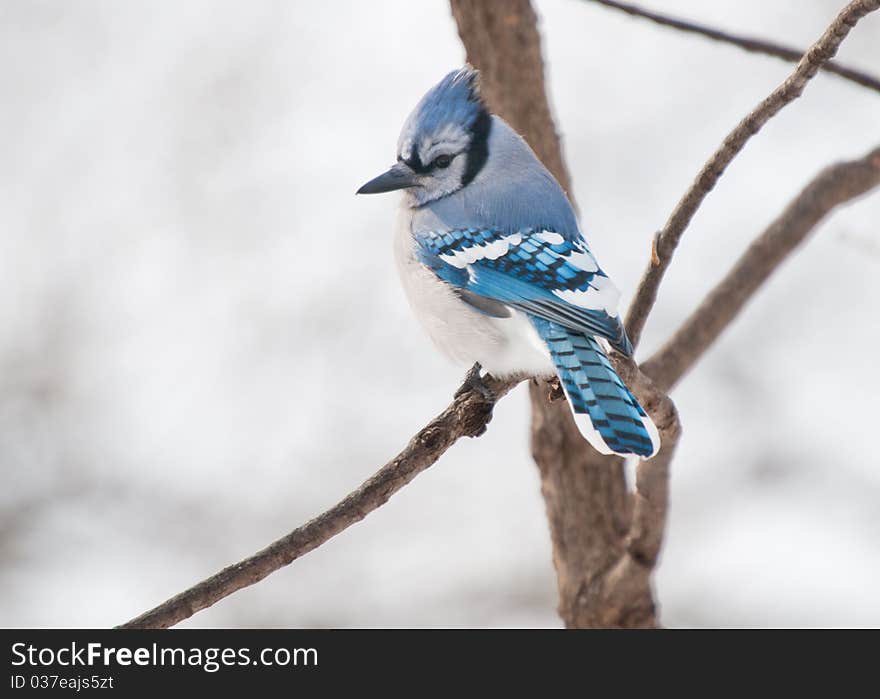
[624,0,880,348]
[584,0,880,94]
[641,145,880,392]
[119,375,521,629]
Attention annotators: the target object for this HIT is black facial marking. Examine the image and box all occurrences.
[401,151,458,175]
[461,108,491,187]
[400,151,426,174]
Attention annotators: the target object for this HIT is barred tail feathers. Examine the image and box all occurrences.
[531,317,660,458]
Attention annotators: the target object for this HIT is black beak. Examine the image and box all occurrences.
[356,162,419,195]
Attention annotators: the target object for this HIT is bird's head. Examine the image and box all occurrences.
[357,66,492,206]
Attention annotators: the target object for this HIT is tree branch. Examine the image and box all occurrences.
[549,355,681,628]
[642,145,880,392]
[584,0,880,95]
[624,0,880,348]
[451,0,684,629]
[119,375,521,629]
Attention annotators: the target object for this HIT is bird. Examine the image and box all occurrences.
[357,67,659,459]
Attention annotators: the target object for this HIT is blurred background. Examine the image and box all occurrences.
[1,0,878,627]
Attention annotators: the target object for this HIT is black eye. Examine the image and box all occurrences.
[432,154,453,169]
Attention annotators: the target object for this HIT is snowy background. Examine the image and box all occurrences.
[2,0,878,628]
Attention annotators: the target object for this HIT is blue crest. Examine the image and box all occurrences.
[398,67,487,156]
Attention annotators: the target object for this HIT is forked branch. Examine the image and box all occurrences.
[625,0,880,348]
[642,145,880,392]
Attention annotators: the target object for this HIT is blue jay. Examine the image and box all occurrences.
[357,67,659,458]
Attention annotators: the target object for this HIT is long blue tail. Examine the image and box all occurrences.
[531,317,660,458]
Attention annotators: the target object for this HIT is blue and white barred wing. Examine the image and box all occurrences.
[414,227,633,355]
[414,226,659,458]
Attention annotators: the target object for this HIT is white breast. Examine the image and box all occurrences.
[393,208,555,379]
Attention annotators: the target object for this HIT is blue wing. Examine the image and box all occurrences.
[415,227,633,355]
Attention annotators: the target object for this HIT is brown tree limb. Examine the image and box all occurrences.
[624,0,880,349]
[584,0,880,95]
[452,0,682,628]
[533,354,682,628]
[119,375,521,629]
[642,145,880,392]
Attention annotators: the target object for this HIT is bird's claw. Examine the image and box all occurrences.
[547,376,565,402]
[454,362,496,402]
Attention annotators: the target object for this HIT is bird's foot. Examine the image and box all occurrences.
[547,376,565,402]
[454,362,496,402]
